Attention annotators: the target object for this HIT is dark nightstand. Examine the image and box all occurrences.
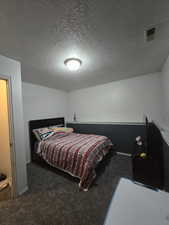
[132,142,163,189]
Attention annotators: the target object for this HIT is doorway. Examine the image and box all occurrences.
[0,78,16,201]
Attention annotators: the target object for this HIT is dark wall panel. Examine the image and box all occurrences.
[67,123,145,154]
[68,122,169,191]
[163,140,169,192]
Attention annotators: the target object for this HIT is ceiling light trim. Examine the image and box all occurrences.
[64,58,82,71]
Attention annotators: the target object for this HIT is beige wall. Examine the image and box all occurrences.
[0,80,12,180]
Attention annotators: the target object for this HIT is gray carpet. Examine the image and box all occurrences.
[0,154,132,225]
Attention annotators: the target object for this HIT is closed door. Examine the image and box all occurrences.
[0,79,12,199]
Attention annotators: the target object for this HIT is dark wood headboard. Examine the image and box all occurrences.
[29,117,65,161]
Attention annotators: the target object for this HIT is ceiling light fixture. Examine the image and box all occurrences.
[64,58,82,71]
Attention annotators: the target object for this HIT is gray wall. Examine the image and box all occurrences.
[22,82,68,163]
[161,54,169,129]
[67,73,162,125]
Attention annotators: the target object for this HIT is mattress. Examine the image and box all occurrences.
[36,132,113,190]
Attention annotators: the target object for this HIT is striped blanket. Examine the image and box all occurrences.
[37,132,113,190]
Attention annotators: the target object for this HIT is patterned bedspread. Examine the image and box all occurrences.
[37,132,113,190]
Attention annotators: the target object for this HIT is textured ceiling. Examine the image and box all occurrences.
[0,0,169,91]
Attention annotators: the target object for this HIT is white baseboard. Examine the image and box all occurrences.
[19,185,28,195]
[26,158,31,164]
[116,152,132,157]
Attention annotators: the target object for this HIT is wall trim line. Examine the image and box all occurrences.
[116,152,132,157]
[18,185,28,195]
[67,121,144,126]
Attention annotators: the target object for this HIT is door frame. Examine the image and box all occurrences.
[0,74,17,198]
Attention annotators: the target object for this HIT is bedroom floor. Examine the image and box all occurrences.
[0,154,132,225]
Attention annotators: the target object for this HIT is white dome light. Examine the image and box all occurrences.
[64,58,82,71]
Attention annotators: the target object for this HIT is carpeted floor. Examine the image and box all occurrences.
[0,154,132,225]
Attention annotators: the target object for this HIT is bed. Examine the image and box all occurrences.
[29,117,113,191]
